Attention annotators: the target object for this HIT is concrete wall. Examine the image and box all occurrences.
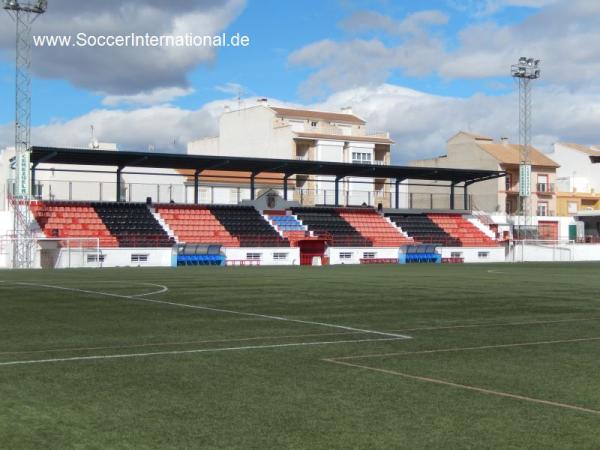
[0,243,174,269]
[54,247,174,269]
[511,243,600,262]
[326,247,399,265]
[188,105,296,159]
[438,246,506,263]
[550,143,600,194]
[223,247,300,266]
[409,139,501,212]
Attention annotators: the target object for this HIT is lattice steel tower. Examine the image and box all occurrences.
[511,57,540,237]
[3,0,47,268]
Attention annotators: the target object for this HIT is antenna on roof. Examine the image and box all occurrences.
[89,125,99,149]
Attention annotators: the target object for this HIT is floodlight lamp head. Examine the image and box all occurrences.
[3,0,19,8]
[519,56,527,65]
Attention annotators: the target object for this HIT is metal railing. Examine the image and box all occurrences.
[536,183,555,193]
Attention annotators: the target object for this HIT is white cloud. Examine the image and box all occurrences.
[0,0,246,95]
[313,83,600,163]
[340,10,448,35]
[6,101,227,153]
[291,0,600,96]
[101,87,195,107]
[3,82,600,166]
[215,82,245,95]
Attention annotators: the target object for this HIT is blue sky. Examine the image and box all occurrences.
[0,0,598,162]
[0,0,541,125]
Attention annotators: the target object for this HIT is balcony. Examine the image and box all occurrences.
[536,209,556,217]
[365,130,391,139]
[536,183,555,194]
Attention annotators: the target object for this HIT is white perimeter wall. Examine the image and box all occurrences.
[56,247,174,269]
[511,243,600,262]
[223,247,300,265]
[438,246,506,263]
[327,247,399,265]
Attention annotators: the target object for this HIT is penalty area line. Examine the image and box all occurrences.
[323,358,600,416]
[0,337,403,367]
[8,281,411,340]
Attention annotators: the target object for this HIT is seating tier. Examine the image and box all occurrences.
[291,207,371,247]
[30,201,118,247]
[209,205,290,248]
[92,202,174,248]
[338,208,413,247]
[385,213,461,246]
[156,205,240,247]
[427,214,499,247]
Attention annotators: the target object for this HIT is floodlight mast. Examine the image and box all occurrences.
[511,57,540,238]
[3,0,47,268]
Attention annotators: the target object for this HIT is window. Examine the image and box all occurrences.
[478,251,489,259]
[131,254,149,263]
[87,254,105,263]
[537,174,549,192]
[310,121,318,128]
[362,252,376,259]
[505,173,512,191]
[273,252,288,261]
[537,202,548,216]
[568,201,578,215]
[199,188,210,203]
[246,253,262,261]
[339,252,353,260]
[351,152,372,164]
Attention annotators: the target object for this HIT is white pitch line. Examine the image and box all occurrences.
[8,281,411,340]
[0,337,402,367]
[325,358,600,416]
[129,283,169,297]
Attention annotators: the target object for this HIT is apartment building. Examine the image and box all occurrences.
[409,131,559,215]
[187,100,393,206]
[548,142,600,216]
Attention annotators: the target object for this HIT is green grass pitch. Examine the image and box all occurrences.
[1,263,600,449]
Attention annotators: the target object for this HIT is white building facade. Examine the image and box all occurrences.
[188,101,394,207]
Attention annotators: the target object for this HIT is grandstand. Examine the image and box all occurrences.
[1,146,511,268]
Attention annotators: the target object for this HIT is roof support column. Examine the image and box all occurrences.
[283,173,292,200]
[334,176,343,207]
[31,162,38,199]
[193,169,201,204]
[116,166,124,202]
[250,172,257,200]
[464,183,469,210]
[450,182,456,210]
[395,178,401,209]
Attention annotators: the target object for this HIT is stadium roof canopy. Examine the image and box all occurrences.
[31,146,505,184]
[30,146,505,208]
[591,155,600,164]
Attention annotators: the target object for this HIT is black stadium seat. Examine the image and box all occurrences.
[291,207,372,247]
[385,213,460,246]
[92,202,174,248]
[209,205,289,247]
